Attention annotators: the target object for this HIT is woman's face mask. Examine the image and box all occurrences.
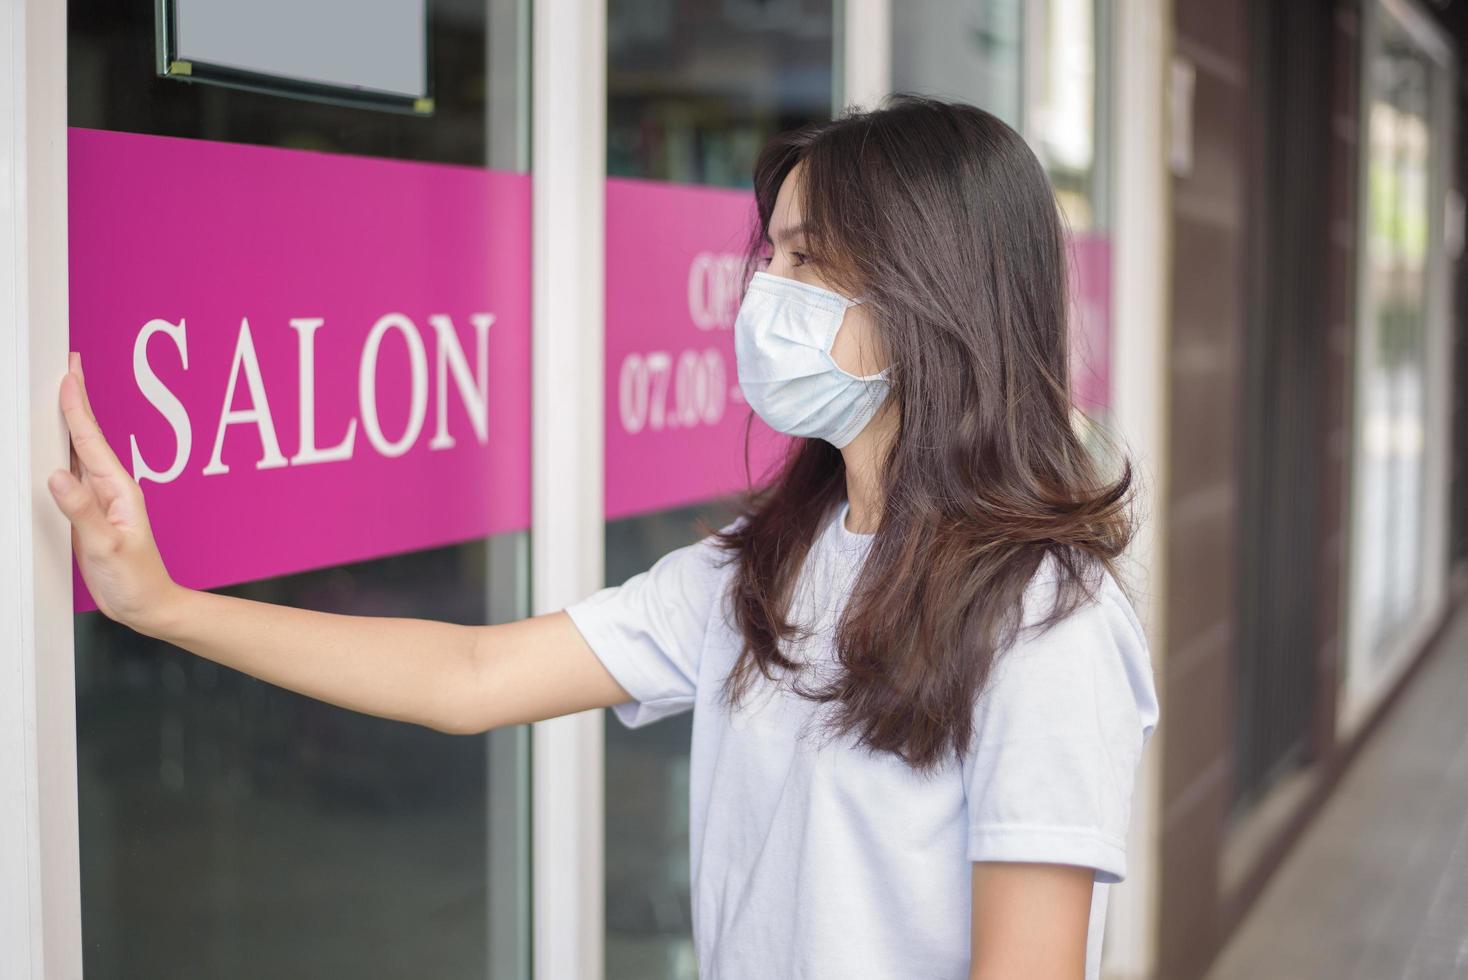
[733,270,892,448]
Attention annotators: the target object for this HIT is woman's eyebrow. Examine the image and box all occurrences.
[764,221,809,246]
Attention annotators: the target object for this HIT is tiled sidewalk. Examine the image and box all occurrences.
[1207,602,1468,980]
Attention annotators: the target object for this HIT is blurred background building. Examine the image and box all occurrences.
[3,0,1466,978]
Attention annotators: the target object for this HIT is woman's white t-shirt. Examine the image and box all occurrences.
[565,500,1160,979]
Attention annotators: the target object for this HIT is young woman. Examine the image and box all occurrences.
[49,93,1159,980]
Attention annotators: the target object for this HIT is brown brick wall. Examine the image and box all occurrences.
[1157,2,1250,974]
[1157,2,1359,977]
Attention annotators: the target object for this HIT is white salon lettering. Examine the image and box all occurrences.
[127,312,498,482]
[427,312,494,450]
[687,251,743,330]
[288,317,357,465]
[358,312,428,459]
[203,317,288,476]
[131,317,193,486]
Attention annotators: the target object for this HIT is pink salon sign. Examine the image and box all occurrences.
[604,177,788,521]
[68,128,532,612]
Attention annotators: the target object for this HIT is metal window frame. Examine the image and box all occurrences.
[528,1,607,978]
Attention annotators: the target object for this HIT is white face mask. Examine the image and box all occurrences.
[733,270,892,448]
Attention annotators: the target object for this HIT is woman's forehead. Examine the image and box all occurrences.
[769,164,805,238]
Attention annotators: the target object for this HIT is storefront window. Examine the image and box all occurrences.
[68,2,530,977]
[603,3,835,976]
[1345,0,1453,723]
[1026,0,1109,233]
[1362,33,1431,656]
[608,0,836,188]
[893,0,1112,228]
[893,0,1118,458]
[891,0,1023,129]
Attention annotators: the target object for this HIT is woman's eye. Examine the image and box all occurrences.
[753,249,808,269]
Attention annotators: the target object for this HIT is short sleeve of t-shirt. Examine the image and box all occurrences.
[563,521,741,728]
[962,562,1161,884]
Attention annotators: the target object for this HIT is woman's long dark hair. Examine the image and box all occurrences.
[705,92,1140,772]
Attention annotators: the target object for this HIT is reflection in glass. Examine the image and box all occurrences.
[892,0,1023,129]
[608,0,835,188]
[893,0,1110,231]
[604,4,834,976]
[1029,0,1103,231]
[604,503,738,979]
[1356,23,1436,662]
[76,539,529,978]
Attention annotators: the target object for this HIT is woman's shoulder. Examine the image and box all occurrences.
[1011,550,1151,658]
[992,549,1159,737]
[1004,551,1150,704]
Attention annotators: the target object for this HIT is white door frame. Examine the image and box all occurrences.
[1,0,84,977]
[1100,0,1170,976]
[528,1,608,978]
[837,0,892,113]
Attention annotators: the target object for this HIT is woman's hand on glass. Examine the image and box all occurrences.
[47,351,181,635]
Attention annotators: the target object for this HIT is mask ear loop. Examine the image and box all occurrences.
[829,293,891,382]
[858,294,888,378]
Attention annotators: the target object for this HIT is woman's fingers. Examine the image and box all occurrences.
[66,354,89,481]
[49,352,179,627]
[73,351,99,426]
[59,364,131,510]
[47,467,117,551]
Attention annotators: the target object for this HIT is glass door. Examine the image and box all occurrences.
[66,2,532,976]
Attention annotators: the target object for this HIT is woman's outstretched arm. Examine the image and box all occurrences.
[144,594,627,734]
[48,352,628,735]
